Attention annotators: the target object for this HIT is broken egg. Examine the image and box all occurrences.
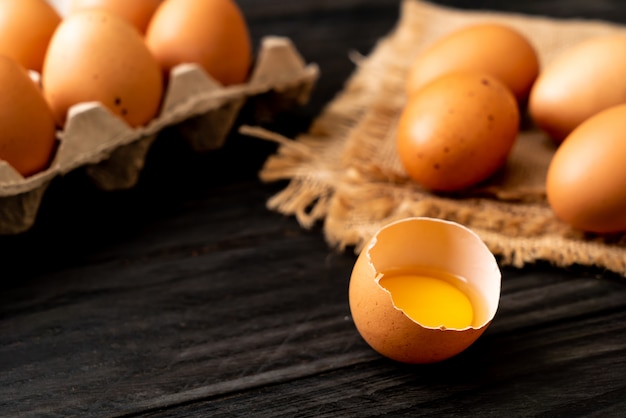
[348,217,501,364]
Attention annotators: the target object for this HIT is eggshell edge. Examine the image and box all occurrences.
[348,216,501,364]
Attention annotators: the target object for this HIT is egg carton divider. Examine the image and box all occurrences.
[0,35,319,234]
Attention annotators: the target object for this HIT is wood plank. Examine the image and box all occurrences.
[136,267,626,417]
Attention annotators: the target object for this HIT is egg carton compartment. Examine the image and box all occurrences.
[0,36,319,234]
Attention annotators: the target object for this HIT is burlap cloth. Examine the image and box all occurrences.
[247,0,626,276]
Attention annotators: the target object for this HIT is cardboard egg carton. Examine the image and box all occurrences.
[0,36,319,234]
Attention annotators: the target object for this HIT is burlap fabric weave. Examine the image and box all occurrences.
[252,0,626,276]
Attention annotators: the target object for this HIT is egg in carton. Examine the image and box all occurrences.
[0,36,319,234]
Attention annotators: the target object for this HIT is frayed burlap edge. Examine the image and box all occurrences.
[248,0,626,277]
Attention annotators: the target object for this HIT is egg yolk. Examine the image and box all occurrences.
[379,274,474,329]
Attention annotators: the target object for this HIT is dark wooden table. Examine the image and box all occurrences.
[3,1,626,416]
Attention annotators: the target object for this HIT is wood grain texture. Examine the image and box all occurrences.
[2,1,626,417]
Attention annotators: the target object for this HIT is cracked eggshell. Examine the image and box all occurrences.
[348,217,501,364]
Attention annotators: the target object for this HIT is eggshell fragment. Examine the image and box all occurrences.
[348,217,501,364]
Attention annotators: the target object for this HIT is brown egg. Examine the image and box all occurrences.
[397,72,520,192]
[0,56,57,177]
[406,22,539,104]
[349,217,501,364]
[0,0,61,73]
[529,35,626,143]
[42,9,164,128]
[67,0,162,33]
[145,0,252,86]
[546,104,626,233]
